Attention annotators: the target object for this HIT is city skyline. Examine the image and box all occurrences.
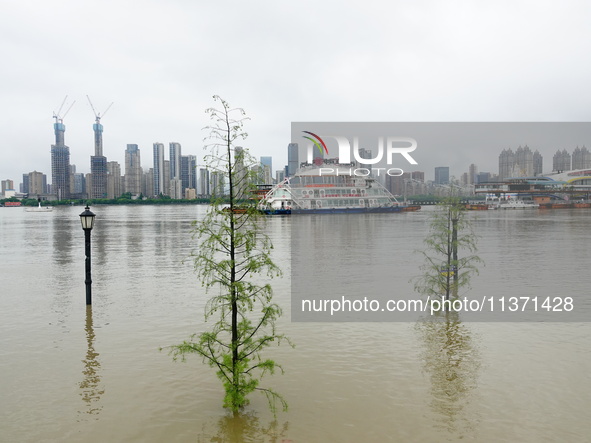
[3,2,591,186]
[7,117,591,197]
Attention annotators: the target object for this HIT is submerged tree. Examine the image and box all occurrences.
[414,196,482,301]
[168,96,290,413]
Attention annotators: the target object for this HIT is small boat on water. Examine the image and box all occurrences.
[465,203,489,210]
[25,199,53,213]
[486,196,538,209]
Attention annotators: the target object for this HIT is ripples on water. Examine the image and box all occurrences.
[0,205,590,442]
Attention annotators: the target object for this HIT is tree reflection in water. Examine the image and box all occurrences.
[197,412,290,443]
[416,311,480,438]
[78,305,104,417]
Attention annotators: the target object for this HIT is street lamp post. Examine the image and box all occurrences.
[79,205,96,305]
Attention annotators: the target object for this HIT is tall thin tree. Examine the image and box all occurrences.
[168,96,291,413]
[414,196,482,302]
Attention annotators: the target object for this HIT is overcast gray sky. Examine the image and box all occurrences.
[2,0,591,184]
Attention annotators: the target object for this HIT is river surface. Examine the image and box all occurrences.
[0,205,590,442]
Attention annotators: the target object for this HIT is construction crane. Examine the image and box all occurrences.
[53,95,75,123]
[86,95,114,124]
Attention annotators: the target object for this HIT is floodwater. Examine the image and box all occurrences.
[0,205,590,442]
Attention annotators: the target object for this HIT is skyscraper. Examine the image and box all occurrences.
[210,171,224,196]
[468,164,478,185]
[434,167,449,184]
[169,142,182,198]
[533,150,543,176]
[260,156,273,184]
[125,144,142,195]
[21,174,30,194]
[499,146,537,179]
[498,148,515,180]
[169,142,182,180]
[50,119,71,200]
[199,168,210,196]
[90,155,107,198]
[153,143,165,197]
[107,161,122,199]
[514,145,534,176]
[28,171,46,196]
[1,179,14,197]
[552,149,571,173]
[89,114,108,198]
[181,155,197,196]
[572,146,591,170]
[287,143,299,177]
[234,146,247,199]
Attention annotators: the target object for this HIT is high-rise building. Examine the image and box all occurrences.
[107,161,122,199]
[552,149,571,173]
[143,168,154,198]
[411,171,425,182]
[1,179,14,197]
[533,150,543,176]
[188,155,197,192]
[50,119,71,200]
[477,172,491,183]
[28,171,46,196]
[21,174,30,194]
[260,156,273,184]
[358,148,372,174]
[514,145,534,176]
[181,155,197,197]
[434,167,449,184]
[169,142,182,181]
[287,143,299,177]
[468,164,478,185]
[499,146,539,179]
[260,156,273,183]
[210,171,224,196]
[90,156,107,198]
[169,179,182,199]
[498,148,515,180]
[572,146,591,170]
[163,160,170,196]
[85,173,92,198]
[90,116,108,198]
[234,146,247,198]
[125,144,142,195]
[199,168,210,196]
[168,143,182,198]
[276,169,285,183]
[71,173,85,197]
[153,143,165,197]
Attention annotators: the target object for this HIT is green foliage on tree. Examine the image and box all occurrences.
[414,196,483,301]
[167,96,291,414]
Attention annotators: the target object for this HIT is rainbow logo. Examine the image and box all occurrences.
[302,131,329,155]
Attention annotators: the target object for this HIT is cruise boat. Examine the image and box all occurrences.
[259,159,415,214]
[486,196,538,209]
[25,198,53,213]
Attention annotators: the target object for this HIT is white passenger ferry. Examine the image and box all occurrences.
[259,159,413,214]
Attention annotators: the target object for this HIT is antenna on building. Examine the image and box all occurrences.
[53,95,75,123]
[86,95,114,124]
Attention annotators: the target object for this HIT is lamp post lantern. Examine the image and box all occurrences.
[79,205,96,305]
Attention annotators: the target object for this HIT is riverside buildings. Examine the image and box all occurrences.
[498,146,543,179]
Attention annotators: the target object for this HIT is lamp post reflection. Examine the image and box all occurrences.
[79,305,104,416]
